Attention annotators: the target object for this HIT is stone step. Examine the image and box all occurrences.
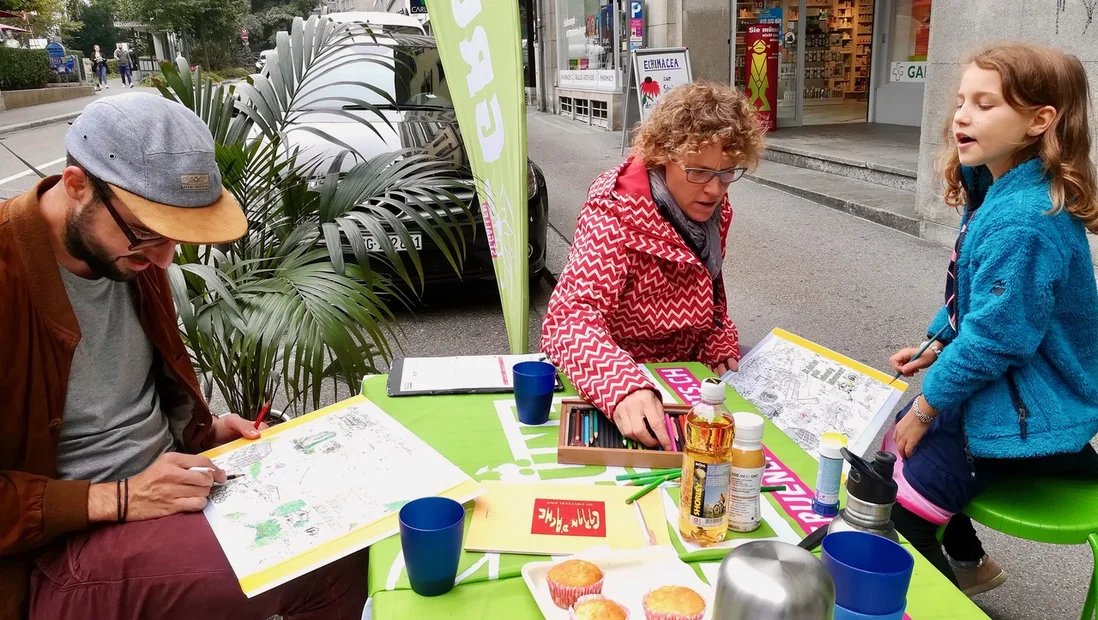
[747,159,920,237]
[762,142,917,192]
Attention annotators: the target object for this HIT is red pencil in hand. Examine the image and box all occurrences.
[254,400,272,430]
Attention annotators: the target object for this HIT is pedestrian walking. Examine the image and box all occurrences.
[128,48,140,86]
[114,44,133,88]
[91,44,108,91]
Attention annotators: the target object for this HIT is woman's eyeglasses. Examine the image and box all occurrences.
[683,166,747,185]
[87,175,170,251]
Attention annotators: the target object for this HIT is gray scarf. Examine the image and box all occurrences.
[648,168,723,279]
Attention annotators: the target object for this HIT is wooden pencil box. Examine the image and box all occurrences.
[556,398,691,469]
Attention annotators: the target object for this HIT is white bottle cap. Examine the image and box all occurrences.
[700,378,726,403]
[818,433,847,460]
[732,412,764,443]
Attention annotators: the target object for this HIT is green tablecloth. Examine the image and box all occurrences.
[361,363,987,619]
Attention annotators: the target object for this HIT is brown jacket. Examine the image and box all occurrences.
[0,178,214,618]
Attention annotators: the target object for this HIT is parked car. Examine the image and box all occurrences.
[255,49,272,72]
[283,30,549,287]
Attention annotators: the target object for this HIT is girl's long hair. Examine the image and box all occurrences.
[937,44,1098,233]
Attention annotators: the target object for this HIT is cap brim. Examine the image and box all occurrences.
[109,183,248,244]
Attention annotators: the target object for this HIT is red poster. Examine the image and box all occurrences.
[531,499,607,538]
[744,23,779,132]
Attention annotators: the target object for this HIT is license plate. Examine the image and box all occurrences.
[365,233,422,252]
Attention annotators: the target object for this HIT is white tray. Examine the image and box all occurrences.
[520,545,714,619]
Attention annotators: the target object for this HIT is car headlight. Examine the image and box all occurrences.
[527,161,538,200]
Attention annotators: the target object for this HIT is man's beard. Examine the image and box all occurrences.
[63,203,141,282]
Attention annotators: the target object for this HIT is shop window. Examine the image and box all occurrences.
[591,99,608,128]
[557,0,618,91]
[560,96,573,114]
[888,0,930,83]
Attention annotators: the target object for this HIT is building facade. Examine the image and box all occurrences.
[534,0,933,130]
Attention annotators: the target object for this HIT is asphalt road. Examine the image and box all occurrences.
[2,105,1088,620]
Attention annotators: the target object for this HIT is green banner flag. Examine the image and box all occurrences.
[426,0,529,353]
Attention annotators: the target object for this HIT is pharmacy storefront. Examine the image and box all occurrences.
[554,0,643,129]
[730,0,930,127]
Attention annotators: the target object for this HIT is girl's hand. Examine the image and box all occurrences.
[713,357,739,376]
[889,342,942,377]
[893,396,937,458]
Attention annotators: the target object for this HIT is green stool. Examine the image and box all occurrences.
[964,477,1098,620]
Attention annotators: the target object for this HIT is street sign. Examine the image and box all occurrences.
[241,28,249,41]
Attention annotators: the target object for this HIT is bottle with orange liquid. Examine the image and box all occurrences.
[678,378,735,546]
[727,412,765,532]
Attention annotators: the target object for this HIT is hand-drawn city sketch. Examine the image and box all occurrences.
[203,397,474,595]
[723,329,906,457]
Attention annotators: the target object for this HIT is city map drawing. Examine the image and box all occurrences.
[201,395,480,598]
[722,329,907,457]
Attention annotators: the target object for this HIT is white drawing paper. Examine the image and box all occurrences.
[202,398,477,597]
[722,330,906,458]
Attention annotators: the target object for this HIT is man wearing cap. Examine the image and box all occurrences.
[0,93,368,618]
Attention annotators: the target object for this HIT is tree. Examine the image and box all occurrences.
[66,0,120,57]
[119,0,246,68]
[245,0,314,48]
[5,0,79,39]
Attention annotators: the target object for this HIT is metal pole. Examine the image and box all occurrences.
[536,0,548,111]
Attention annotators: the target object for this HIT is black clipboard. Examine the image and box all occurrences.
[386,355,566,397]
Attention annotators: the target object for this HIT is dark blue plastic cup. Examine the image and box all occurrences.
[821,531,914,615]
[398,496,466,597]
[513,361,556,425]
[833,602,907,620]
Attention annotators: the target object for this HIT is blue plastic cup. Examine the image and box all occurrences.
[513,361,556,425]
[821,531,914,615]
[398,496,466,597]
[833,602,907,620]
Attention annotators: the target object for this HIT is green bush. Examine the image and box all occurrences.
[107,59,119,75]
[218,67,252,80]
[139,72,164,87]
[0,48,51,90]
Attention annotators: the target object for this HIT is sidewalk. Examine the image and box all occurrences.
[0,78,161,136]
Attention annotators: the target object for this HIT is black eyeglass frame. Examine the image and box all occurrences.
[86,174,170,252]
[682,166,748,185]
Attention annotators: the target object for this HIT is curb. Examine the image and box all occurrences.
[0,111,82,137]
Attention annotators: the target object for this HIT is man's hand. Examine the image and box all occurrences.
[207,413,262,448]
[889,341,943,378]
[713,357,739,376]
[613,389,672,450]
[88,452,227,523]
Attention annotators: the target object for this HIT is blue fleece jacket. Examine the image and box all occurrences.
[922,159,1098,458]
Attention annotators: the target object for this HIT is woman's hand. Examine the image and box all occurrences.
[893,395,938,458]
[889,341,943,378]
[613,389,673,450]
[713,357,739,376]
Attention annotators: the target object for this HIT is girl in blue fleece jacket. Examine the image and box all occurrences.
[884,44,1098,595]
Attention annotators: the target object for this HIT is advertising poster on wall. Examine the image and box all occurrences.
[745,23,779,132]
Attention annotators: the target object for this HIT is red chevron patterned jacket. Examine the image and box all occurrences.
[541,156,739,418]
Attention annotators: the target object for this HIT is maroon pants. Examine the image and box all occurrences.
[28,512,369,620]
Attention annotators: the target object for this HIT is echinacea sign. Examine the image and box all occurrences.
[630,47,693,121]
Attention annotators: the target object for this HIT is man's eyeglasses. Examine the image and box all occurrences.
[87,175,170,251]
[683,166,748,185]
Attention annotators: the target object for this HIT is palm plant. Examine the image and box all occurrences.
[155,15,474,418]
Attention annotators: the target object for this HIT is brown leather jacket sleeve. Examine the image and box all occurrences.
[0,473,90,556]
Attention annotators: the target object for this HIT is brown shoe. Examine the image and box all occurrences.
[952,554,1007,596]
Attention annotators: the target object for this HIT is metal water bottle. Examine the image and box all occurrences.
[826,449,900,542]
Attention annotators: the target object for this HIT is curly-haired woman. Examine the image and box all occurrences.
[541,81,763,450]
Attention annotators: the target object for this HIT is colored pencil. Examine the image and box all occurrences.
[593,414,599,446]
[664,414,675,452]
[583,413,590,447]
[628,471,682,486]
[626,475,669,504]
[890,325,949,385]
[616,468,681,481]
[762,485,787,493]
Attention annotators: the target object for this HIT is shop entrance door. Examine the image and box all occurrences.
[733,0,875,127]
[733,0,806,128]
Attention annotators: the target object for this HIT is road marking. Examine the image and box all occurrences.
[0,157,67,185]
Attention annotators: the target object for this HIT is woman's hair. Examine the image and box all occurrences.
[937,43,1098,232]
[631,81,764,170]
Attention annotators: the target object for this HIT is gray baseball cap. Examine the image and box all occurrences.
[65,92,247,244]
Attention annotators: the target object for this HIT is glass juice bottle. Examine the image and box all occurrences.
[678,378,735,546]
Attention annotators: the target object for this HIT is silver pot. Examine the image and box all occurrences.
[712,541,835,620]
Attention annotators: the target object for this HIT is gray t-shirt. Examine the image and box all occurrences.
[56,267,175,483]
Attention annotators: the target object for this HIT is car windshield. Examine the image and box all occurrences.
[300,32,452,111]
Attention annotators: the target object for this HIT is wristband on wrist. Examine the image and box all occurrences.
[913,398,934,424]
[927,342,943,358]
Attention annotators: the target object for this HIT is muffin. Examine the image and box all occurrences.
[642,585,706,620]
[570,594,630,620]
[546,559,604,609]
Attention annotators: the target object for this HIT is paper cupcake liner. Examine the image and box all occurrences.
[548,576,604,609]
[569,594,630,620]
[642,588,706,620]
